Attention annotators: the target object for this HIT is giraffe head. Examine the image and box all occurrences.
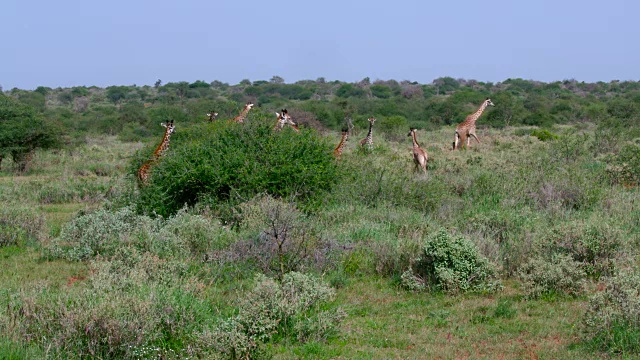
[485,98,495,107]
[407,127,417,137]
[161,120,176,134]
[245,102,255,110]
[206,111,218,121]
[341,127,349,136]
[367,117,376,125]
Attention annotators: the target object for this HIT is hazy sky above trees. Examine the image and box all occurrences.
[1,0,638,89]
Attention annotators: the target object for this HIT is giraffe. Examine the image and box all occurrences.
[453,98,494,150]
[408,128,428,174]
[137,120,176,185]
[333,128,349,159]
[206,111,218,122]
[231,102,254,123]
[274,109,300,132]
[359,117,376,150]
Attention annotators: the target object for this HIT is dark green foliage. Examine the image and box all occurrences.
[0,96,60,171]
[530,129,559,142]
[134,117,338,217]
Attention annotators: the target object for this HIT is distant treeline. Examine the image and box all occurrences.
[4,76,640,142]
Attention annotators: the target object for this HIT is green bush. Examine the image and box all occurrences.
[582,269,640,354]
[517,253,586,299]
[530,128,559,142]
[401,229,501,294]
[134,116,339,217]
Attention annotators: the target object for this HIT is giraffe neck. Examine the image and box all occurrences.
[153,131,172,158]
[468,102,488,125]
[335,133,348,152]
[365,122,374,144]
[234,106,250,123]
[411,131,421,148]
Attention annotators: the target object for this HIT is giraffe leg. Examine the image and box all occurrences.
[459,134,468,149]
[470,133,480,144]
[453,132,460,150]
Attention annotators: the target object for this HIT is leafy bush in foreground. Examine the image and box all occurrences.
[134,117,339,217]
[401,229,501,294]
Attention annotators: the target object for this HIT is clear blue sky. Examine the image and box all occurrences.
[2,0,638,90]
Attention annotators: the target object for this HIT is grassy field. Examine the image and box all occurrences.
[0,124,638,359]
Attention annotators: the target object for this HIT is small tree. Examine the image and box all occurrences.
[0,95,60,172]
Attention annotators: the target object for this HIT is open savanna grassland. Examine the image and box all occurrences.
[0,123,638,359]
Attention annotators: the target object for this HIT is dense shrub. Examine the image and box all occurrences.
[134,116,339,217]
[197,272,346,358]
[517,254,586,299]
[401,229,501,294]
[582,269,640,354]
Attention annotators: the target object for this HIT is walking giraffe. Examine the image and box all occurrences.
[359,117,376,150]
[333,128,349,159]
[206,111,218,122]
[137,120,176,185]
[232,102,254,123]
[274,109,300,132]
[408,128,428,174]
[453,98,494,150]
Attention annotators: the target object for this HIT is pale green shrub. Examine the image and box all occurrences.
[582,269,640,354]
[535,221,622,278]
[7,248,212,359]
[402,229,501,294]
[199,272,345,359]
[0,207,45,247]
[46,207,234,261]
[518,253,586,299]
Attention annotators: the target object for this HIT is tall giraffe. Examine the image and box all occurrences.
[408,128,428,174]
[232,102,254,123]
[206,111,218,122]
[333,128,349,159]
[137,120,176,185]
[274,109,300,132]
[359,117,376,150]
[453,98,494,150]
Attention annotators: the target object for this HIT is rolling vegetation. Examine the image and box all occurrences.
[1,76,640,359]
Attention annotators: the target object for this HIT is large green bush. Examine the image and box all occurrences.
[134,116,339,217]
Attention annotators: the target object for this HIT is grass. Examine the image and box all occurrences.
[271,278,590,359]
[0,126,638,358]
